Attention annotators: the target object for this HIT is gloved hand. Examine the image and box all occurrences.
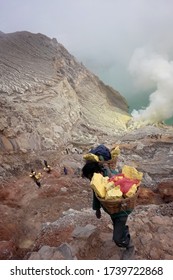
[95,209,101,219]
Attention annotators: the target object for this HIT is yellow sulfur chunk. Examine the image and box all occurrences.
[83,153,99,162]
[122,165,143,181]
[105,186,123,200]
[111,146,120,159]
[35,172,42,180]
[125,184,137,198]
[90,173,109,198]
[105,181,115,191]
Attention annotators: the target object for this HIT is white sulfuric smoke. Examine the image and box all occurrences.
[129,48,173,124]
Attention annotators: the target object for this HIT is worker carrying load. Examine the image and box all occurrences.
[29,169,42,188]
[82,144,143,260]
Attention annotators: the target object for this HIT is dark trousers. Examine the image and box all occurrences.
[111,215,130,248]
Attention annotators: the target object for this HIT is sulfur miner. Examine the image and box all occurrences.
[82,144,143,260]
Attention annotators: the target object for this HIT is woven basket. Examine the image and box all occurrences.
[96,190,139,214]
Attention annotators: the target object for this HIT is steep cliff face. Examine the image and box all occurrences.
[0,31,130,176]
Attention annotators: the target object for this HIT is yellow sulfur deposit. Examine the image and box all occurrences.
[125,184,137,198]
[83,153,99,162]
[105,186,123,200]
[111,146,120,159]
[90,169,140,202]
[90,173,109,198]
[105,181,115,191]
[122,165,143,181]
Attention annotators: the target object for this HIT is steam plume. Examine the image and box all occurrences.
[129,48,173,124]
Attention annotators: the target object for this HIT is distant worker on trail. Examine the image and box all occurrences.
[63,166,68,175]
[29,169,42,188]
[43,160,52,173]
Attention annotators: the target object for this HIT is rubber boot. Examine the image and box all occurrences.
[121,240,135,260]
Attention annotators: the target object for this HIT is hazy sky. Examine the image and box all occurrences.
[1,0,173,120]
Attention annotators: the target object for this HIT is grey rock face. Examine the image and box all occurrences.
[0,31,130,177]
[27,205,173,260]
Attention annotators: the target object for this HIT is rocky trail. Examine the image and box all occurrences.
[1,132,173,260]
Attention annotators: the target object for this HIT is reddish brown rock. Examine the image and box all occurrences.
[137,187,159,205]
[0,240,16,260]
[157,181,173,203]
